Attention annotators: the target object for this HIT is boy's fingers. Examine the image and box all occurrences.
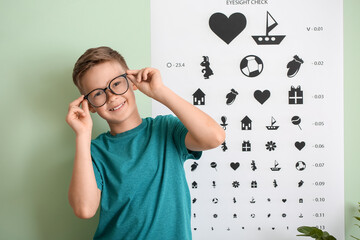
[126,74,138,86]
[69,95,85,108]
[136,69,144,83]
[126,69,140,75]
[82,99,90,114]
[142,68,150,81]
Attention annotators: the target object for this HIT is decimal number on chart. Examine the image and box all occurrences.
[313,163,325,168]
[314,213,325,218]
[307,26,324,31]
[313,94,325,99]
[166,62,185,68]
[316,225,326,230]
[313,121,325,126]
[313,181,326,186]
[313,197,326,202]
[313,61,325,66]
[313,144,325,149]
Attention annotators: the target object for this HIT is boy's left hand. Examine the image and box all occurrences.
[126,68,165,100]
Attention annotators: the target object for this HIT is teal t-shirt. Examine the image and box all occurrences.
[90,115,202,240]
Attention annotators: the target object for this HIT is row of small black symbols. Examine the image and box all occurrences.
[191,197,305,205]
[190,159,306,172]
[191,176,306,189]
[192,87,303,105]
[208,11,285,45]
[221,116,306,131]
[200,213,304,219]
[193,214,303,222]
[201,54,304,78]
[193,226,292,231]
[204,55,304,78]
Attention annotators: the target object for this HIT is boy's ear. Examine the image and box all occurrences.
[88,104,96,113]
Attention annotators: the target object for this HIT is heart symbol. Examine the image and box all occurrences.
[295,141,306,150]
[209,12,247,44]
[230,162,240,170]
[254,90,271,104]
[282,199,287,203]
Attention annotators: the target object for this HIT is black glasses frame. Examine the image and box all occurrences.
[84,73,129,108]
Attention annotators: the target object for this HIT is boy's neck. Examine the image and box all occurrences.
[108,113,143,136]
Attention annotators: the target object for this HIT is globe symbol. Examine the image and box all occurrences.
[240,55,264,77]
[296,161,306,171]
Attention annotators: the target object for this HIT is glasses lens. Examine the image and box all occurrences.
[110,75,129,95]
[88,89,106,107]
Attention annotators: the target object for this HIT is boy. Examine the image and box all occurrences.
[66,46,225,240]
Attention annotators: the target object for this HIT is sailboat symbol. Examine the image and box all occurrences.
[266,117,279,130]
[270,160,281,171]
[252,11,286,45]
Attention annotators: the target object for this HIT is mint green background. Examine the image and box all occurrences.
[0,0,358,239]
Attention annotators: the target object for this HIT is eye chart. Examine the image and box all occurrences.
[151,0,344,239]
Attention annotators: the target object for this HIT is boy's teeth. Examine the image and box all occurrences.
[111,102,124,111]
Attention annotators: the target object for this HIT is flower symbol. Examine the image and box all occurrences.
[266,141,277,151]
[232,181,240,188]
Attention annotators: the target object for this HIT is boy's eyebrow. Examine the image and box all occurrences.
[93,73,126,89]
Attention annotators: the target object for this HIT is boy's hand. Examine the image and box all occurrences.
[66,96,93,136]
[126,68,165,100]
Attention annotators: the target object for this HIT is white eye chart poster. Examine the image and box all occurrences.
[151,0,344,239]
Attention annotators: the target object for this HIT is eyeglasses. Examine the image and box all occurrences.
[84,73,129,108]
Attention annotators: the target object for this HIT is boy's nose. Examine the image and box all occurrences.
[106,89,118,103]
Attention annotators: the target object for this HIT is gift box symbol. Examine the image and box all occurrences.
[242,140,251,152]
[288,86,303,104]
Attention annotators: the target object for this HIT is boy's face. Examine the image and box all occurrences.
[81,61,140,129]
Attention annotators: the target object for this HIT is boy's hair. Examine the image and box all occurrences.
[72,46,129,91]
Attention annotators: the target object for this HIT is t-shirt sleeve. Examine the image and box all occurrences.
[166,115,202,162]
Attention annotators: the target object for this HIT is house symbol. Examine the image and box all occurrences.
[242,141,251,152]
[251,181,257,188]
[241,116,252,130]
[193,88,205,105]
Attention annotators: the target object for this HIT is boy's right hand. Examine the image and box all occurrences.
[66,96,93,136]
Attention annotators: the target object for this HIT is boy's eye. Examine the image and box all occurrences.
[112,80,122,88]
[93,90,104,98]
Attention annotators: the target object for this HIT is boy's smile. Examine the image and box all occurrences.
[81,61,142,134]
[109,101,126,111]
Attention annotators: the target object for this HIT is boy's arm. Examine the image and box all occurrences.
[127,68,225,151]
[66,96,101,219]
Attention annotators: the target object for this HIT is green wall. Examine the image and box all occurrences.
[0,0,358,239]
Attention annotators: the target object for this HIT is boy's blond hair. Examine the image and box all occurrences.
[72,46,129,91]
